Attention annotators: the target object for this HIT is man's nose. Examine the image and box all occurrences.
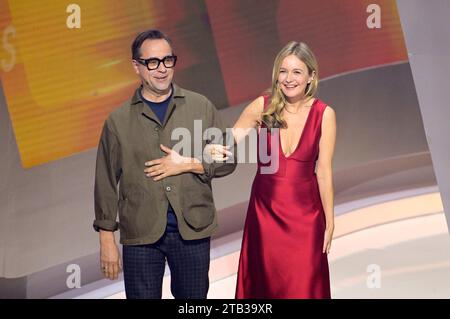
[156,63,167,72]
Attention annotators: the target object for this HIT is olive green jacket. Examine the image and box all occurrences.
[93,84,237,245]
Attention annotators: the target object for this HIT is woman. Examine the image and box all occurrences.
[212,41,336,298]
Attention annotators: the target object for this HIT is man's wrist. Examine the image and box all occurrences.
[184,157,204,174]
[99,229,116,244]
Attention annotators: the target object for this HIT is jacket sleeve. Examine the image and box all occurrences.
[93,120,122,232]
[197,98,237,183]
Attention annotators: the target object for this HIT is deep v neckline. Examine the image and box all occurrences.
[279,98,317,159]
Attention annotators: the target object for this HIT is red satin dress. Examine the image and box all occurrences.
[235,96,331,299]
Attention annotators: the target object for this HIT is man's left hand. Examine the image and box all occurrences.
[144,144,189,181]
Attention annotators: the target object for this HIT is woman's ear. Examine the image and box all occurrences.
[308,70,316,83]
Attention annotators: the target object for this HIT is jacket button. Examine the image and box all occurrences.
[165,186,171,192]
[154,127,159,131]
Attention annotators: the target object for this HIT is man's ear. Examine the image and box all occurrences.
[132,60,140,75]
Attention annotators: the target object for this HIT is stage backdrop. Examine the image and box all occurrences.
[0,0,406,168]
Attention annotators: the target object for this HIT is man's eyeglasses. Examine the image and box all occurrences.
[135,55,177,70]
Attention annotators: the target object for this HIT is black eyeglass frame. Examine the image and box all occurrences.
[135,55,178,70]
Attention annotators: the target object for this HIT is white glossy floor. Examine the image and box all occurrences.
[70,188,450,299]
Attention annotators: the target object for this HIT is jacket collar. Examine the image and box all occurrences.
[131,83,185,105]
[132,83,185,127]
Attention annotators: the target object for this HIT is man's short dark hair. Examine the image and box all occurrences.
[131,29,173,60]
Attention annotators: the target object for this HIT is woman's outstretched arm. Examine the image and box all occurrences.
[232,96,265,144]
[206,96,265,161]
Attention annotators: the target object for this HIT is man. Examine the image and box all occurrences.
[93,29,236,299]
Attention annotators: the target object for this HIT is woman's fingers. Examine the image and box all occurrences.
[205,144,232,162]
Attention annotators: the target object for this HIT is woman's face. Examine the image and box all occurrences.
[277,54,313,100]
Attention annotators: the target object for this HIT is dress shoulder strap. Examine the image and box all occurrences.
[315,98,328,115]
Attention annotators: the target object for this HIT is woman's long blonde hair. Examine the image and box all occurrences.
[261,41,318,129]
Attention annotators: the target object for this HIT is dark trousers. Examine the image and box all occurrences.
[122,232,210,299]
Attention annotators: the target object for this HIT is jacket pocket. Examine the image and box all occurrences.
[118,187,148,239]
[181,183,216,230]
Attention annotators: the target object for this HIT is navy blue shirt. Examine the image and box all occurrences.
[140,88,178,232]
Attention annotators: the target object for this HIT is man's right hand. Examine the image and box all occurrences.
[99,230,122,280]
